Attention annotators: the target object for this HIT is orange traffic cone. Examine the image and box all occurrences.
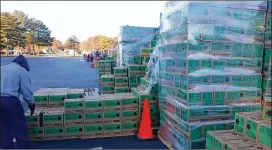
[137,98,155,140]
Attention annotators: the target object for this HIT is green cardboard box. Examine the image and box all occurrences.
[67,89,84,99]
[121,95,138,110]
[84,112,103,125]
[84,98,103,112]
[122,110,139,123]
[64,112,84,126]
[114,67,127,77]
[25,107,46,128]
[103,111,121,124]
[140,48,153,56]
[258,120,272,148]
[103,123,121,137]
[34,92,49,107]
[101,75,114,86]
[44,127,64,140]
[43,107,64,127]
[28,127,44,141]
[64,98,84,113]
[121,122,138,136]
[49,92,67,107]
[65,125,84,139]
[102,86,114,94]
[115,87,129,93]
[115,77,128,87]
[84,124,103,138]
[103,96,122,110]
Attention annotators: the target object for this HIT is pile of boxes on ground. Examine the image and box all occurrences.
[154,1,272,149]
[26,88,142,141]
[207,110,271,150]
[97,56,116,81]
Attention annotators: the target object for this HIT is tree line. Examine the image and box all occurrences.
[1,10,118,53]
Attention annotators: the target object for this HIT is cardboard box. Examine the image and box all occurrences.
[103,123,121,137]
[131,88,157,105]
[25,107,46,128]
[65,125,84,139]
[49,92,67,107]
[121,95,139,110]
[84,112,103,125]
[28,127,44,141]
[115,77,128,87]
[258,120,272,148]
[67,89,84,99]
[44,127,64,140]
[140,48,152,56]
[101,75,114,86]
[115,87,129,93]
[64,98,84,113]
[121,122,138,136]
[84,97,103,113]
[103,111,121,124]
[234,111,262,134]
[64,112,84,126]
[103,95,122,111]
[122,110,139,123]
[84,124,104,138]
[245,114,264,141]
[114,67,127,77]
[43,107,64,127]
[34,92,49,107]
[101,86,114,94]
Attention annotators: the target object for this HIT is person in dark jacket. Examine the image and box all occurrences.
[1,55,35,149]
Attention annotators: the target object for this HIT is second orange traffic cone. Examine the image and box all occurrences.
[137,98,154,140]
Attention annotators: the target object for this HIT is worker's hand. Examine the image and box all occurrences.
[28,103,35,116]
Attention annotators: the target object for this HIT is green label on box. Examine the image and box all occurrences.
[211,75,229,84]
[101,77,114,83]
[243,44,253,58]
[104,99,121,107]
[190,126,202,140]
[65,113,83,121]
[34,95,48,103]
[206,132,214,150]
[231,75,242,86]
[258,124,272,147]
[28,127,43,136]
[227,91,242,100]
[115,87,129,93]
[84,101,103,109]
[122,98,138,105]
[201,92,213,105]
[104,124,121,131]
[242,75,252,87]
[214,92,225,105]
[67,93,84,99]
[188,92,200,105]
[215,124,227,130]
[232,43,243,57]
[115,77,128,83]
[203,125,214,138]
[114,68,127,74]
[253,44,263,58]
[50,95,66,103]
[234,114,245,134]
[44,114,63,123]
[129,75,137,83]
[84,112,102,120]
[26,115,39,123]
[45,127,64,135]
[246,119,258,140]
[102,86,114,91]
[85,125,103,133]
[65,126,83,134]
[122,122,138,130]
[188,60,199,73]
[190,107,209,118]
[65,101,83,109]
[104,112,120,119]
[122,111,138,118]
[200,60,212,69]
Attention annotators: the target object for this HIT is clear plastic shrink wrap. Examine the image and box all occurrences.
[148,1,268,149]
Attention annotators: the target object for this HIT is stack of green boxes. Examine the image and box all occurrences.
[131,77,159,129]
[114,67,129,93]
[26,88,89,141]
[101,74,115,94]
[97,60,112,81]
[127,64,146,88]
[206,111,272,149]
[206,129,269,150]
[156,1,266,149]
[105,56,117,74]
[262,5,272,121]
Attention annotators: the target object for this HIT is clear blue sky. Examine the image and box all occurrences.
[1,1,165,43]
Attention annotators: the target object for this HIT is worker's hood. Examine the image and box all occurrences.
[12,55,30,72]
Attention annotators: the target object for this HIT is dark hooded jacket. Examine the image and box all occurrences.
[12,55,30,72]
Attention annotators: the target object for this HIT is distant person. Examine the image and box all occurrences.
[1,55,35,149]
[90,53,94,62]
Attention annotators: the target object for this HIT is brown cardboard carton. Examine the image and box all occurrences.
[49,92,67,107]
[44,127,65,140]
[43,107,64,127]
[28,127,44,141]
[84,124,104,139]
[84,97,104,113]
[64,98,84,113]
[64,112,84,126]
[65,125,84,139]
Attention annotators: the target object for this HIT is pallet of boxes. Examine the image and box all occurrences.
[26,88,98,141]
[97,60,112,82]
[206,110,271,149]
[155,1,267,149]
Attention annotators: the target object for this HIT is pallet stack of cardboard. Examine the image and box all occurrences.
[206,110,271,150]
[262,2,272,121]
[26,88,142,141]
[155,1,267,149]
[101,74,115,94]
[97,60,112,81]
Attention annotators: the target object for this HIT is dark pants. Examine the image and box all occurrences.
[0,96,30,149]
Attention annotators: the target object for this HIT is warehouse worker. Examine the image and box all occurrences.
[1,55,35,149]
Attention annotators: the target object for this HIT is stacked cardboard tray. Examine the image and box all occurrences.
[153,1,267,149]
[27,88,142,141]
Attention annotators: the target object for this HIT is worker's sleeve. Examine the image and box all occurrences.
[19,70,34,104]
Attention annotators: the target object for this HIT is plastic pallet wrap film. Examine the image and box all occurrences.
[117,25,159,66]
[144,1,270,149]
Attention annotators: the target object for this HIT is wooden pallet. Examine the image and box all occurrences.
[157,131,175,149]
